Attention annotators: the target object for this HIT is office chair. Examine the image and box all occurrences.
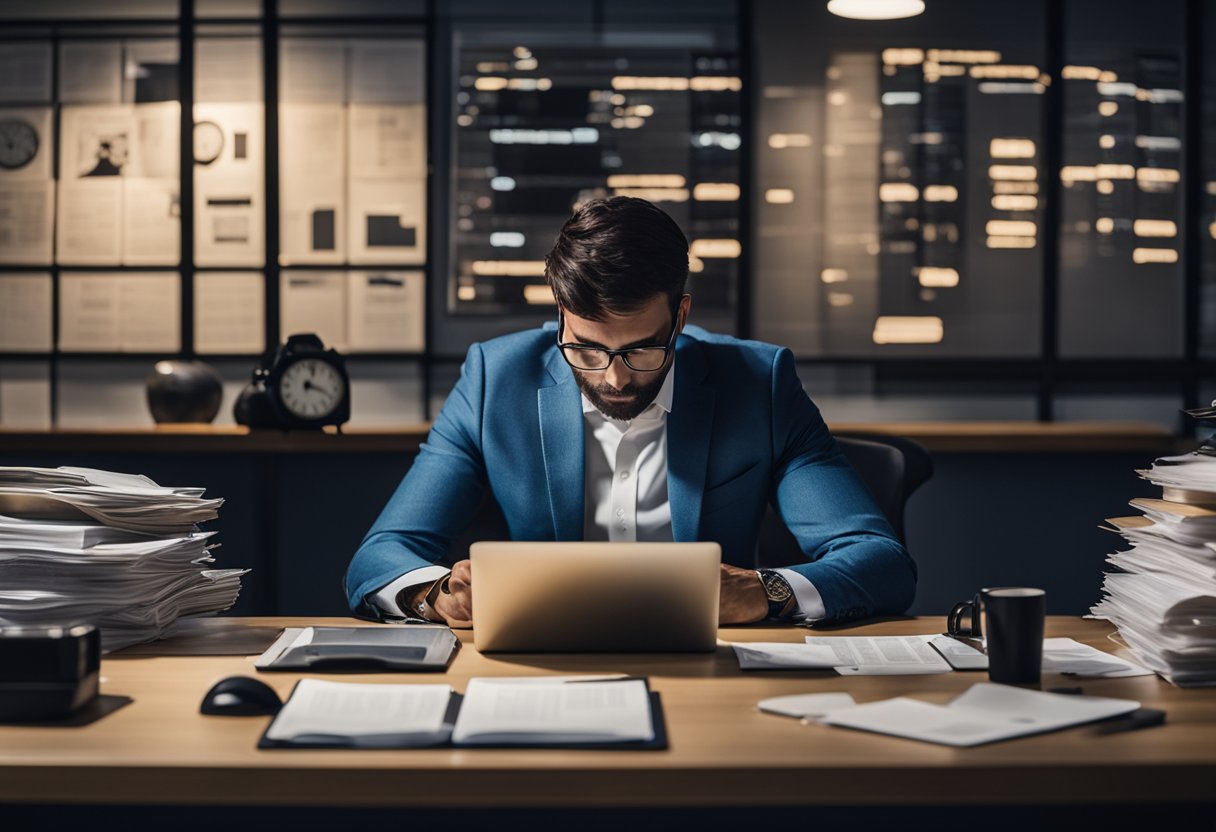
[755,433,933,569]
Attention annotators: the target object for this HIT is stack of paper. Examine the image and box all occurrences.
[0,466,246,651]
[1089,450,1216,686]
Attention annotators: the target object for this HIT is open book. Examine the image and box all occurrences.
[259,676,665,749]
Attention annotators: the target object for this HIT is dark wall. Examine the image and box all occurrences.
[6,445,1159,619]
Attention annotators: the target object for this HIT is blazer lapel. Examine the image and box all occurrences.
[667,337,714,542]
[538,348,585,540]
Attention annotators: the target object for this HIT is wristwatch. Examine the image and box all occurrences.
[397,574,450,622]
[757,569,796,619]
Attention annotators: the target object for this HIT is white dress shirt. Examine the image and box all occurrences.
[374,361,825,621]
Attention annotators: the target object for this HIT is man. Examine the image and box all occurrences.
[345,197,915,626]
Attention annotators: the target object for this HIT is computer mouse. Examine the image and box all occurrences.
[200,675,284,716]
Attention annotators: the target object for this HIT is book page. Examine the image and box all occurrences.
[265,679,453,746]
[452,678,654,745]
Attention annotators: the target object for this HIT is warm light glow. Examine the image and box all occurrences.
[457,286,476,301]
[606,174,685,188]
[690,239,741,258]
[986,236,1037,249]
[611,76,689,91]
[993,181,1039,194]
[765,188,795,204]
[992,194,1038,211]
[689,76,743,92]
[471,260,547,276]
[917,267,959,288]
[926,49,1000,64]
[827,0,925,20]
[688,255,705,273]
[490,232,526,248]
[1210,222,1216,240]
[693,183,740,201]
[768,132,812,149]
[1098,81,1137,97]
[1137,168,1180,185]
[1135,135,1182,151]
[882,48,924,66]
[872,316,944,345]
[879,183,919,202]
[827,292,854,307]
[610,187,689,202]
[1095,218,1114,234]
[514,57,538,71]
[923,185,958,202]
[477,62,509,73]
[989,165,1038,181]
[1132,248,1178,264]
[1062,65,1104,81]
[986,220,1037,237]
[970,65,1040,79]
[1096,180,1115,195]
[1060,166,1097,184]
[1099,101,1119,116]
[474,77,509,91]
[1099,134,1116,150]
[523,284,557,304]
[990,138,1036,159]
[1134,219,1178,238]
[821,268,848,284]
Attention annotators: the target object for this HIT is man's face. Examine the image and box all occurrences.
[560,293,690,421]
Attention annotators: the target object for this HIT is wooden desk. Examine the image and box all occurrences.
[1,617,1212,810]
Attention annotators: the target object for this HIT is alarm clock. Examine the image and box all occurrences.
[234,334,350,430]
[0,118,39,170]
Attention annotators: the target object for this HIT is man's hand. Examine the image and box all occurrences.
[719,563,769,624]
[433,559,473,628]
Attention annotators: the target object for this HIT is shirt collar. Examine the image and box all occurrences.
[580,358,676,420]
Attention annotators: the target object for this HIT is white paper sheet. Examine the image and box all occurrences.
[265,679,454,746]
[757,692,857,719]
[452,678,654,745]
[821,683,1141,747]
[346,270,425,352]
[0,180,54,265]
[194,272,265,354]
[59,41,122,104]
[1041,637,1154,678]
[807,634,954,675]
[58,272,180,353]
[349,39,425,104]
[0,42,52,103]
[280,271,346,348]
[348,103,426,180]
[0,273,52,352]
[732,642,841,670]
[194,102,264,267]
[348,177,425,265]
[280,39,345,103]
[280,102,346,264]
[195,38,262,104]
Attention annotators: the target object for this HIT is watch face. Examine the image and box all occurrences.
[0,118,38,170]
[277,357,346,420]
[762,571,792,602]
[193,120,224,165]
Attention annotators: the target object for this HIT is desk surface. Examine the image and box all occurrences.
[1,616,1212,809]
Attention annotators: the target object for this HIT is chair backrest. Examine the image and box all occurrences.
[756,433,933,568]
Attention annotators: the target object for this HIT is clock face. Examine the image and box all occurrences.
[0,118,38,170]
[193,120,224,165]
[278,358,347,420]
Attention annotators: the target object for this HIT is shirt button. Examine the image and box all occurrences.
[616,508,624,517]
[620,470,630,479]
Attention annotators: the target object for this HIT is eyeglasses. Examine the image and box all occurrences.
[556,300,683,372]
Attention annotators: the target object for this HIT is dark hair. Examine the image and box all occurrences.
[544,196,689,320]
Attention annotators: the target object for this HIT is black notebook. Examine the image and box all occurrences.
[254,626,458,672]
[257,676,667,750]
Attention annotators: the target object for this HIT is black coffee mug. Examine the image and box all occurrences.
[947,591,986,639]
[984,587,1046,685]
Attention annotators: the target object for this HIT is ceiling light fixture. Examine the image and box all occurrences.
[827,0,925,21]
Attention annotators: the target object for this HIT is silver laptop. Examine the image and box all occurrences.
[470,541,721,652]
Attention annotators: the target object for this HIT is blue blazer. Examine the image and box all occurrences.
[345,324,916,623]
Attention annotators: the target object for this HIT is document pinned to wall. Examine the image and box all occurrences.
[0,42,53,103]
[280,271,347,349]
[348,177,425,265]
[57,105,131,265]
[280,103,347,264]
[280,39,345,103]
[59,41,123,104]
[0,106,55,264]
[59,272,180,353]
[349,39,425,104]
[194,102,265,267]
[0,273,53,352]
[195,38,262,104]
[348,104,425,181]
[347,271,425,352]
[194,272,265,355]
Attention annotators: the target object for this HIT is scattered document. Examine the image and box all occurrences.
[1041,638,1154,678]
[757,692,856,719]
[732,642,840,670]
[452,677,655,746]
[820,683,1141,747]
[255,626,458,671]
[264,679,455,748]
[732,635,953,674]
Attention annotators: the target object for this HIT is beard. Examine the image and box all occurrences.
[575,365,671,421]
